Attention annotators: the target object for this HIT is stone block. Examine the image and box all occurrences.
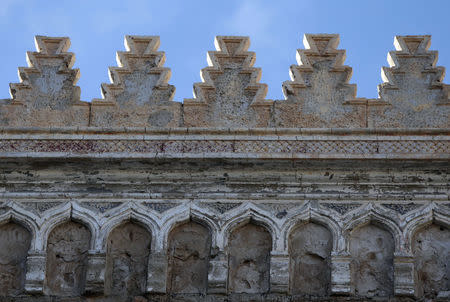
[394,256,415,296]
[146,252,167,293]
[85,252,106,295]
[24,252,46,294]
[269,253,289,294]
[208,252,228,294]
[330,254,351,295]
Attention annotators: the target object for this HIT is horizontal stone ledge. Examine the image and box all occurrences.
[0,152,448,160]
[0,126,449,136]
[0,134,447,159]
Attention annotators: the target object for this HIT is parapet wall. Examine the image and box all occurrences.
[0,34,449,302]
[0,34,448,128]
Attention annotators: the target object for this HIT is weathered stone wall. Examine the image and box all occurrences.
[44,221,90,296]
[412,224,450,298]
[0,33,448,301]
[0,158,447,301]
[349,224,394,297]
[105,221,151,296]
[167,221,211,294]
[228,222,272,294]
[289,222,332,296]
[0,222,31,296]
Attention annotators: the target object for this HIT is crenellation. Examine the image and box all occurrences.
[0,36,90,127]
[0,34,449,129]
[273,34,367,128]
[90,36,182,128]
[368,35,450,128]
[183,36,273,128]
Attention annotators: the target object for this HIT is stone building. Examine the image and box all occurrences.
[0,34,448,301]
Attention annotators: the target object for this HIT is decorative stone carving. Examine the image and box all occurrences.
[0,222,31,296]
[412,224,450,298]
[143,202,179,214]
[44,221,91,296]
[368,35,450,128]
[273,34,367,128]
[0,132,446,159]
[184,36,273,127]
[289,222,332,296]
[105,221,151,296]
[321,203,362,215]
[258,203,300,219]
[91,36,181,127]
[349,224,394,297]
[228,222,272,293]
[202,202,241,214]
[80,202,122,214]
[21,201,64,215]
[0,36,89,127]
[381,203,423,215]
[167,221,211,294]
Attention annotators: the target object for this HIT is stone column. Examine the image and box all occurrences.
[85,251,106,294]
[331,254,351,295]
[24,251,46,293]
[270,252,289,293]
[146,252,167,293]
[394,255,415,296]
[208,251,228,294]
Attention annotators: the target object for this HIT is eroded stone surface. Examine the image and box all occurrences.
[167,221,211,294]
[413,224,450,298]
[368,35,450,128]
[228,222,272,294]
[44,221,91,296]
[274,34,366,128]
[0,222,31,296]
[349,224,394,297]
[105,222,151,296]
[90,36,181,128]
[184,36,272,127]
[0,36,89,127]
[289,222,332,296]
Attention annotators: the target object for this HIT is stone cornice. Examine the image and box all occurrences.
[0,127,447,159]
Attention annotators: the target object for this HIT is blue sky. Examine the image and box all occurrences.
[1,0,449,101]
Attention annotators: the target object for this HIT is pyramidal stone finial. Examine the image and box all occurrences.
[368,35,449,128]
[90,35,181,128]
[183,36,273,127]
[272,34,367,128]
[0,36,89,127]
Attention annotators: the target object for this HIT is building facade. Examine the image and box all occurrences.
[0,34,448,301]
